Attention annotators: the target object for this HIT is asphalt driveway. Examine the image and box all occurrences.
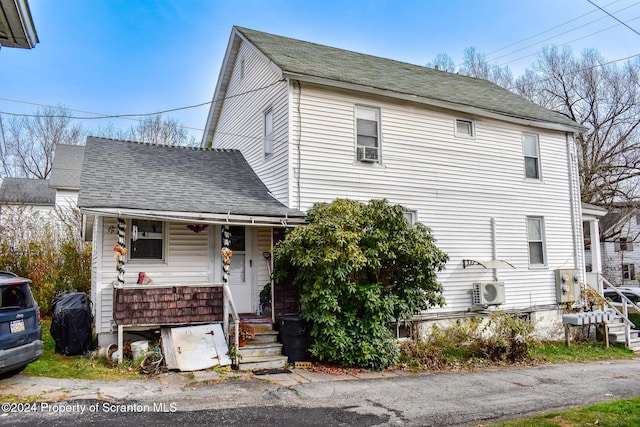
[1,358,640,426]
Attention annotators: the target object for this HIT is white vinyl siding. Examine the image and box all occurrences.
[212,40,289,206]
[288,83,577,311]
[95,218,211,334]
[209,48,580,313]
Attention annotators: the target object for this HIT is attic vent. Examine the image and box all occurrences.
[357,146,378,162]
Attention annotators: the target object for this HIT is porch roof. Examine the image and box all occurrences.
[78,137,306,225]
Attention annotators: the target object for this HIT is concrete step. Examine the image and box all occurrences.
[237,355,288,371]
[252,330,279,344]
[238,342,283,358]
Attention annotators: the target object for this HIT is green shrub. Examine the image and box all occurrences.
[0,205,91,314]
[274,198,448,370]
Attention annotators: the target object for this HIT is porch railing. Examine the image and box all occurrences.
[586,275,639,349]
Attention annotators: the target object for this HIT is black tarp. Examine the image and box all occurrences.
[50,292,93,356]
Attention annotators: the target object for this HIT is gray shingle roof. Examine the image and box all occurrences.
[0,177,55,205]
[49,144,85,190]
[234,26,582,131]
[77,137,304,218]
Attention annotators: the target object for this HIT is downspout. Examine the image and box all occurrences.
[491,217,498,282]
[566,133,582,276]
[295,80,302,210]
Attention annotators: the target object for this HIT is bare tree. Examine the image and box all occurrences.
[426,53,456,73]
[514,47,640,207]
[92,114,197,146]
[0,106,85,179]
[459,47,514,90]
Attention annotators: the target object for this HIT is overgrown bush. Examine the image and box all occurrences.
[274,198,448,370]
[0,204,91,314]
[400,312,537,370]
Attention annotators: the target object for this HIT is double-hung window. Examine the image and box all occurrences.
[527,216,546,267]
[523,133,541,179]
[356,106,380,163]
[263,109,273,158]
[130,219,164,260]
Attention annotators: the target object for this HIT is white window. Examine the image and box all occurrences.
[623,264,636,281]
[615,237,633,252]
[403,210,417,224]
[527,216,546,266]
[129,219,164,260]
[239,57,245,79]
[455,118,474,137]
[263,109,273,158]
[523,133,541,179]
[356,105,380,162]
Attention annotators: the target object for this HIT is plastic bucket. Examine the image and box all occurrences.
[131,340,149,360]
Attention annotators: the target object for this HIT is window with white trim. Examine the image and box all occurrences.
[403,210,417,224]
[129,219,164,260]
[615,237,633,252]
[523,133,541,179]
[356,105,380,163]
[623,264,636,281]
[263,109,273,158]
[455,118,474,137]
[527,216,546,266]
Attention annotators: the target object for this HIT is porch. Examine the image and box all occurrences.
[111,282,294,370]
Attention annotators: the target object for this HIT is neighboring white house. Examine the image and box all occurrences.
[0,177,55,221]
[202,26,590,339]
[595,206,640,287]
[48,144,84,211]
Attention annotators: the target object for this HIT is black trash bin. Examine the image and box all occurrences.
[278,314,307,363]
[50,292,93,356]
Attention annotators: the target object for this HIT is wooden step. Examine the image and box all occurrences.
[238,342,283,358]
[238,355,288,371]
[252,330,279,344]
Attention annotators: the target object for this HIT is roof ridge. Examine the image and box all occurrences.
[86,136,240,152]
[234,26,491,85]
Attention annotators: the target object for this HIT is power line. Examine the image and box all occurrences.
[588,0,640,36]
[490,9,640,65]
[497,19,640,67]
[484,0,624,59]
[0,79,286,128]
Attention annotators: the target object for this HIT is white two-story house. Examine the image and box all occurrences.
[202,26,590,338]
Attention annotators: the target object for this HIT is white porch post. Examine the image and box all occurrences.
[589,219,603,293]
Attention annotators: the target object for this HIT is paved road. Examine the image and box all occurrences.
[1,358,640,426]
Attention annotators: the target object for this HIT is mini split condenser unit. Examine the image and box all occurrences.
[472,281,506,306]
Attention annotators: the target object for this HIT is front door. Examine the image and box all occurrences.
[226,226,253,313]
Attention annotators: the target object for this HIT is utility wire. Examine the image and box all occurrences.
[491,11,640,65]
[0,79,285,124]
[484,0,624,59]
[588,0,640,36]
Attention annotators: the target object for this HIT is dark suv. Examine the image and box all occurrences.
[0,272,42,378]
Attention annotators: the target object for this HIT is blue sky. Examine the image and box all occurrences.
[1,0,639,143]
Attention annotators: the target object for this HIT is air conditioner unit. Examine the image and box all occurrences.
[357,146,379,162]
[555,269,578,303]
[472,281,505,306]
